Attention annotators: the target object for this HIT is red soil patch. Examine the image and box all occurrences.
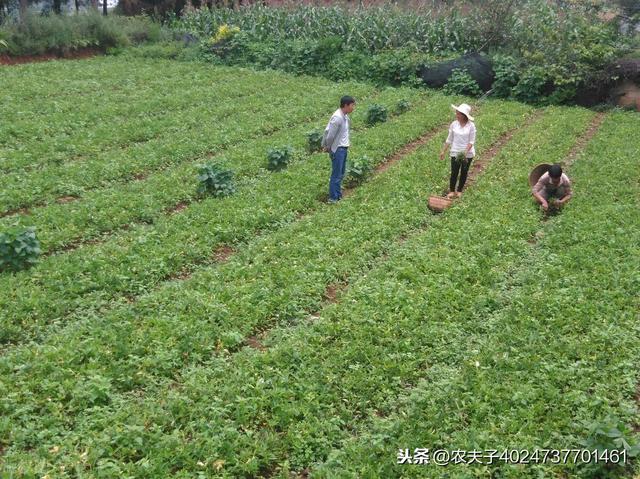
[166,201,190,215]
[0,206,31,219]
[56,195,79,204]
[212,245,235,263]
[322,282,347,303]
[245,336,268,352]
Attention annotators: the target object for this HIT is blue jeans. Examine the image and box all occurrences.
[329,147,348,201]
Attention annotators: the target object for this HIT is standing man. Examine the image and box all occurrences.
[322,96,355,203]
[532,163,573,211]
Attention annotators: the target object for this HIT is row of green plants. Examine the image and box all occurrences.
[170,1,636,104]
[6,106,599,478]
[0,82,412,260]
[0,63,356,214]
[0,100,531,476]
[0,12,167,56]
[314,111,640,479]
[82,107,580,478]
[0,82,397,271]
[0,53,210,120]
[0,61,263,173]
[0,89,439,344]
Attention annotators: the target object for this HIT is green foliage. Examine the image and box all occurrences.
[326,50,372,82]
[443,68,482,97]
[368,48,426,86]
[345,155,374,187]
[306,128,323,153]
[110,41,200,60]
[365,104,388,126]
[177,5,479,55]
[196,163,235,197]
[172,1,631,105]
[395,99,411,115]
[578,416,640,476]
[0,227,41,273]
[0,12,166,56]
[266,145,294,172]
[211,23,240,44]
[491,54,520,98]
[512,65,550,103]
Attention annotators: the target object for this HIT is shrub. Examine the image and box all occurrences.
[443,68,482,96]
[196,163,235,197]
[266,146,294,172]
[0,13,166,56]
[326,50,372,82]
[204,23,241,58]
[345,155,375,187]
[395,99,411,115]
[306,129,323,153]
[491,54,520,98]
[512,65,550,103]
[366,104,388,126]
[369,49,422,86]
[212,24,240,44]
[0,227,41,273]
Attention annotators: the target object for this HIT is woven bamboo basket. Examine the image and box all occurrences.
[428,195,453,213]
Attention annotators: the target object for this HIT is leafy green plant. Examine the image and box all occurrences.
[365,104,388,126]
[578,416,640,476]
[266,145,294,171]
[443,68,482,96]
[395,99,411,115]
[491,54,520,98]
[512,65,549,103]
[196,163,235,197]
[345,155,374,187]
[306,128,323,153]
[0,227,41,273]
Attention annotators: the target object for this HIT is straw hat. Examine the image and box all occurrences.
[451,103,474,121]
[528,163,551,187]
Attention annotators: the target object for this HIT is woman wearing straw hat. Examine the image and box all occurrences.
[439,103,476,198]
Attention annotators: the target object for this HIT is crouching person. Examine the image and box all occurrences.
[532,163,572,212]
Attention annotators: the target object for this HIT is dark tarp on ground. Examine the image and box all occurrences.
[419,52,495,91]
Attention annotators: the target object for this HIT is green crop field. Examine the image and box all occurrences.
[0,56,638,479]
